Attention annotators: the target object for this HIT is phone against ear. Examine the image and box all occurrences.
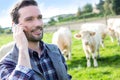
[12,23,17,32]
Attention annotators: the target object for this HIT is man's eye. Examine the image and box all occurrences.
[26,18,33,21]
[38,15,42,19]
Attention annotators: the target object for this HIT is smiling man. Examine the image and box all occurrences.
[0,0,71,80]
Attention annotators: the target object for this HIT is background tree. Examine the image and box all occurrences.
[103,0,120,15]
[58,16,64,22]
[96,0,104,13]
[111,0,120,15]
[48,18,56,26]
[103,0,113,15]
[82,3,93,13]
[76,7,81,16]
[0,25,4,34]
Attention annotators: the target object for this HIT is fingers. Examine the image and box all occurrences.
[12,24,23,37]
[12,23,26,39]
[12,23,28,49]
[12,24,21,32]
[12,23,27,33]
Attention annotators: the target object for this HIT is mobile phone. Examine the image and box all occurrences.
[12,24,17,32]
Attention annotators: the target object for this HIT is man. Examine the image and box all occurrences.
[0,0,71,80]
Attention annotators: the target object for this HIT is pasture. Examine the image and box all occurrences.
[0,30,120,80]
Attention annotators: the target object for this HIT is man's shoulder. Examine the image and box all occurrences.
[45,43,58,51]
[0,44,18,63]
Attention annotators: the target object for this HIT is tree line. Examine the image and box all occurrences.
[1,0,120,33]
[48,0,120,26]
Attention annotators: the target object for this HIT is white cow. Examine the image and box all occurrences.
[52,27,72,60]
[80,23,107,48]
[111,20,120,45]
[74,30,101,67]
[107,18,120,44]
[0,41,15,59]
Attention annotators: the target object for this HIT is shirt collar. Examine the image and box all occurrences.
[28,41,46,56]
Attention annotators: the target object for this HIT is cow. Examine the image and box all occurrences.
[52,27,72,60]
[111,20,120,45]
[74,30,101,67]
[80,23,107,48]
[107,18,120,44]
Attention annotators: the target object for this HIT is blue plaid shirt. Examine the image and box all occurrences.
[29,43,58,80]
[0,41,71,80]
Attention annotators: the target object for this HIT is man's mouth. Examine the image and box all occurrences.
[32,30,41,35]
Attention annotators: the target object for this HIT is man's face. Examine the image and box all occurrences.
[18,5,43,42]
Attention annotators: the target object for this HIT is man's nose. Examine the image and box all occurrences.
[34,19,43,26]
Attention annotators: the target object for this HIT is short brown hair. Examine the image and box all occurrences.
[10,0,38,24]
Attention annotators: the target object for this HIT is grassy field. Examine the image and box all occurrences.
[0,31,120,80]
[0,34,13,47]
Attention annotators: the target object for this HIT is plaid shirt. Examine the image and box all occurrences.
[0,60,35,80]
[0,41,71,80]
[29,43,58,80]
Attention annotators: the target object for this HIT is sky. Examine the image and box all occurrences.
[0,0,99,27]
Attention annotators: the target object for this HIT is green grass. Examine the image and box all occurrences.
[68,31,120,80]
[0,31,120,80]
[0,34,13,48]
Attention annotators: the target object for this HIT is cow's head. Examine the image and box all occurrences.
[74,31,95,45]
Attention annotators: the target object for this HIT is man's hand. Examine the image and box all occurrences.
[12,24,31,68]
[12,24,28,50]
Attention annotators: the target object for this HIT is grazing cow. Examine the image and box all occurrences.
[0,41,15,59]
[52,27,72,60]
[111,21,120,45]
[115,27,120,45]
[107,18,120,44]
[74,30,101,67]
[80,23,107,48]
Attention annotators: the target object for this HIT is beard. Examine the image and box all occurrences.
[24,27,44,42]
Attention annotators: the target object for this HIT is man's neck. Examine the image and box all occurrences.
[28,41,41,54]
